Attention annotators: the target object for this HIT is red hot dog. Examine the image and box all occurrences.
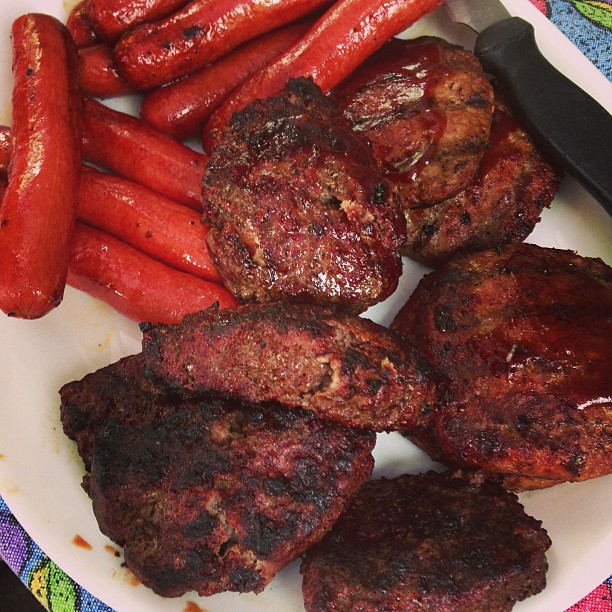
[86,0,193,42]
[0,14,82,319]
[0,129,217,280]
[77,166,221,282]
[204,0,443,149]
[78,43,136,98]
[67,0,99,48]
[68,223,237,324]
[81,97,207,209]
[140,18,312,139]
[113,0,333,90]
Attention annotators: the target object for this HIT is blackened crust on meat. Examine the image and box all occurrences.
[141,301,437,432]
[391,243,612,490]
[332,36,494,208]
[60,353,376,598]
[60,353,170,471]
[201,77,406,314]
[300,470,551,612]
[402,90,561,267]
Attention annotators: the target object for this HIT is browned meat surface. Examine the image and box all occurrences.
[402,92,561,267]
[59,353,376,598]
[201,77,406,314]
[141,302,437,432]
[391,243,612,490]
[300,470,551,611]
[332,36,494,208]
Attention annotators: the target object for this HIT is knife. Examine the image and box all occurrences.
[444,0,612,216]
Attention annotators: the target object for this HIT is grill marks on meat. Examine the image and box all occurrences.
[333,36,561,266]
[332,36,495,209]
[56,38,588,606]
[391,244,612,490]
[60,353,375,597]
[402,92,561,266]
[141,302,437,432]
[201,77,406,314]
[300,470,551,611]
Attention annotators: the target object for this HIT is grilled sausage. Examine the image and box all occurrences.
[0,14,81,319]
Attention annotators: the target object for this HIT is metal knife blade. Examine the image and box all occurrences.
[443,0,612,216]
[444,0,510,33]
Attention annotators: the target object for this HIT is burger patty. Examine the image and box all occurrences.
[141,301,437,432]
[332,36,494,208]
[391,243,612,489]
[300,470,551,611]
[402,91,561,267]
[59,353,376,597]
[201,76,406,313]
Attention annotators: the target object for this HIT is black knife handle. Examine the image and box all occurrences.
[475,17,612,216]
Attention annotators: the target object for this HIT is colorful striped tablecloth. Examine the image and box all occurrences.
[1,0,611,610]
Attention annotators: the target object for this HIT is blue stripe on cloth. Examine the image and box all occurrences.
[544,0,612,79]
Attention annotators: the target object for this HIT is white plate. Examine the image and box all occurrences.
[0,1,611,611]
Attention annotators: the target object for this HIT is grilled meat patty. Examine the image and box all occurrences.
[300,470,551,611]
[201,77,406,314]
[141,301,437,432]
[391,243,612,490]
[402,91,561,267]
[332,36,494,209]
[60,353,375,598]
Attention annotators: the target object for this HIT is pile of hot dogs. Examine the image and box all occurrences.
[0,0,442,323]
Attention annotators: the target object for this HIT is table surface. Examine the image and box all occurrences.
[1,0,611,610]
[0,558,45,612]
